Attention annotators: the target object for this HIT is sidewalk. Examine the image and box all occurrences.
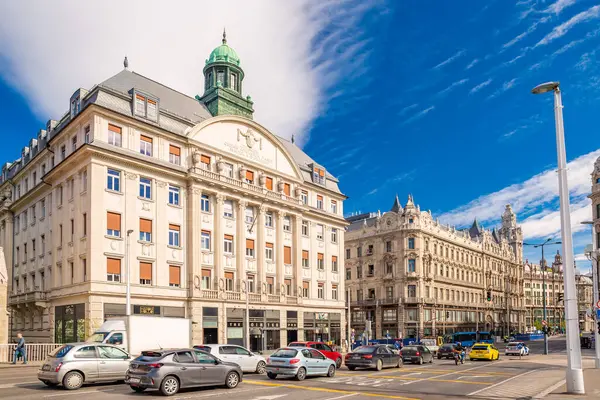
[544,368,600,399]
[0,361,43,369]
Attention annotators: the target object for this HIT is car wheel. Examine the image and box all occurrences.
[42,381,58,387]
[225,372,240,389]
[437,355,442,360]
[496,354,500,361]
[267,372,277,380]
[327,365,336,377]
[295,367,306,381]
[348,366,356,371]
[418,357,423,365]
[130,386,146,393]
[375,359,383,371]
[335,358,342,369]
[256,361,266,374]
[62,371,84,390]
[160,375,180,396]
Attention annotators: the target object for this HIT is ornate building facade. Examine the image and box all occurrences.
[0,34,347,348]
[345,196,526,340]
[524,252,565,332]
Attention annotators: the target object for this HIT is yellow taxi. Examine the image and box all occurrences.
[469,343,500,361]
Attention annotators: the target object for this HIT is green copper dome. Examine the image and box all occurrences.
[206,30,240,66]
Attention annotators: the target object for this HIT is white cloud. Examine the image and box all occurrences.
[487,78,518,99]
[399,103,419,116]
[402,106,435,125]
[544,0,577,15]
[439,149,600,242]
[437,78,469,96]
[432,49,466,69]
[470,78,493,94]
[466,58,480,69]
[552,39,584,55]
[536,5,600,46]
[0,0,377,145]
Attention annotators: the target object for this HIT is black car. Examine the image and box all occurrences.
[437,343,457,359]
[344,345,401,371]
[400,345,434,365]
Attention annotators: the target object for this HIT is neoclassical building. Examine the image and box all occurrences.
[345,196,526,340]
[0,33,347,348]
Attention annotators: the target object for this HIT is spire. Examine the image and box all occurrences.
[291,134,295,144]
[390,194,402,213]
[222,27,227,44]
[123,56,129,70]
[405,194,414,207]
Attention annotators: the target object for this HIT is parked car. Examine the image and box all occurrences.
[37,343,132,390]
[420,338,439,355]
[345,345,401,371]
[469,343,500,361]
[126,348,242,396]
[385,344,400,354]
[287,341,343,368]
[266,347,336,381]
[505,342,529,356]
[437,343,457,359]
[400,345,434,365]
[193,344,266,374]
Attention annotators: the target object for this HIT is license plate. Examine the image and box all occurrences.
[42,365,51,371]
[352,355,360,359]
[129,378,140,384]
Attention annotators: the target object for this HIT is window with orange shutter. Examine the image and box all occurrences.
[283,183,291,196]
[169,145,181,165]
[265,177,273,191]
[169,265,181,287]
[107,258,121,282]
[139,218,152,242]
[302,250,309,268]
[246,239,255,257]
[317,253,324,270]
[200,155,211,170]
[140,262,152,285]
[107,212,121,237]
[245,170,254,184]
[284,246,292,265]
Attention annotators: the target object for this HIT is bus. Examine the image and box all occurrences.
[444,331,493,347]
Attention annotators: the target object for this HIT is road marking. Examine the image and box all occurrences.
[43,389,114,398]
[175,386,276,400]
[467,369,539,396]
[324,394,359,400]
[532,379,566,399]
[400,364,492,386]
[244,380,421,400]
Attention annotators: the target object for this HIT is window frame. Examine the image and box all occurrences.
[139,177,152,199]
[168,185,180,206]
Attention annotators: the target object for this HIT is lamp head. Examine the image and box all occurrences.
[532,82,559,94]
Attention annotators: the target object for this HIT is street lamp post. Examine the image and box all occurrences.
[524,239,560,355]
[532,81,584,394]
[581,221,600,369]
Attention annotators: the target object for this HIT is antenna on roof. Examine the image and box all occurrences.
[124,56,129,70]
[291,134,295,144]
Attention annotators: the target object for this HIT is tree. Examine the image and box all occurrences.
[533,320,543,331]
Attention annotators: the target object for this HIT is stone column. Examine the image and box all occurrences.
[293,215,302,297]
[236,200,246,291]
[186,186,202,297]
[256,207,266,295]
[214,195,224,289]
[276,212,284,290]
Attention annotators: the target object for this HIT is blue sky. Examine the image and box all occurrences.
[1,0,599,271]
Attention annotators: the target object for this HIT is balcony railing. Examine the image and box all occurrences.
[286,296,298,304]
[0,344,62,363]
[9,290,47,305]
[201,290,218,300]
[248,293,261,302]
[403,296,420,304]
[226,292,241,301]
[268,294,281,303]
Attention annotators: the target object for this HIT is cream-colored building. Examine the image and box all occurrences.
[524,252,565,332]
[0,35,347,349]
[0,248,8,344]
[345,196,526,340]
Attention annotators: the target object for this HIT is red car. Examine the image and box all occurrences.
[288,342,343,368]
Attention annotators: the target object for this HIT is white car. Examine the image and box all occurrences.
[505,341,529,356]
[194,344,266,374]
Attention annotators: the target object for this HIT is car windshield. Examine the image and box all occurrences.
[287,343,306,347]
[403,346,418,351]
[472,345,489,350]
[441,344,455,350]
[353,346,376,354]
[194,346,212,352]
[271,349,298,358]
[50,344,74,358]
[508,342,521,346]
[86,332,109,343]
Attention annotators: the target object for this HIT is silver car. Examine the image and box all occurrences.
[266,347,336,381]
[126,348,242,396]
[194,344,266,374]
[37,343,132,390]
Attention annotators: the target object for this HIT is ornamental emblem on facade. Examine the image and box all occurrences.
[237,128,262,150]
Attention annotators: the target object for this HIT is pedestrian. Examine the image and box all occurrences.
[13,333,27,365]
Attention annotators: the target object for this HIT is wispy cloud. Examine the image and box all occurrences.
[402,106,435,125]
[439,149,600,241]
[536,5,600,47]
[503,17,549,49]
[575,50,596,71]
[432,49,466,69]
[544,0,577,15]
[470,78,493,94]
[552,39,584,56]
[488,78,518,99]
[398,103,419,116]
[502,129,518,139]
[364,169,417,198]
[466,58,479,69]
[504,54,525,65]
[437,78,469,97]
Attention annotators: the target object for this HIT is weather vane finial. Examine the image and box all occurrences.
[124,56,129,70]
[222,27,227,44]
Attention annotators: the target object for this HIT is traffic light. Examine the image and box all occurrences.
[486,289,492,302]
[557,293,564,303]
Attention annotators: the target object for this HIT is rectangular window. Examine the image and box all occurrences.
[221,162,233,178]
[313,167,325,184]
[318,283,324,299]
[408,259,416,272]
[346,248,351,259]
[357,266,362,279]
[331,200,337,213]
[83,213,87,236]
[346,268,351,280]
[168,185,180,205]
[224,271,234,291]
[302,281,309,298]
[139,218,152,242]
[140,262,152,285]
[58,186,63,205]
[60,145,66,160]
[265,242,273,261]
[331,228,338,243]
[201,230,211,250]
[597,204,600,219]
[283,183,291,196]
[69,178,75,199]
[368,264,374,276]
[408,238,415,249]
[83,259,87,282]
[386,262,393,275]
[332,285,338,300]
[108,124,122,147]
[33,172,37,185]
[41,235,45,255]
[200,154,211,170]
[41,163,46,175]
[200,194,210,212]
[408,285,416,298]
[283,216,291,232]
[107,258,121,282]
[169,145,181,165]
[139,177,152,199]
[316,195,323,209]
[31,205,36,222]
[246,239,255,257]
[265,176,273,191]
[332,256,338,272]
[106,212,121,237]
[265,212,273,227]
[223,200,234,218]
[70,219,74,242]
[147,99,157,120]
[301,190,308,205]
[386,241,392,252]
[169,265,181,287]
[316,224,324,240]
[245,170,254,184]
[266,276,274,294]
[301,220,309,236]
[247,274,255,293]
[71,136,77,152]
[84,125,90,143]
[135,94,146,115]
[169,224,180,247]
[245,207,254,224]
[230,73,237,90]
[284,246,292,265]
[140,135,153,156]
[386,286,394,299]
[201,269,211,289]
[284,279,292,296]
[82,170,87,191]
[224,234,234,254]
[107,169,120,191]
[317,253,324,270]
[302,250,309,268]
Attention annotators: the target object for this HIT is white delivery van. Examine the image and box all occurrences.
[87,315,192,355]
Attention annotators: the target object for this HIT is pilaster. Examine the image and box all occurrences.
[293,215,302,296]
[257,207,266,293]
[236,200,246,289]
[276,212,284,290]
[214,195,224,286]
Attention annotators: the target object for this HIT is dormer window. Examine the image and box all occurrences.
[70,96,80,118]
[312,166,326,185]
[217,70,225,85]
[230,73,238,91]
[134,92,159,122]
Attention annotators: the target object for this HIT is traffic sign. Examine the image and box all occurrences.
[596,300,600,309]
[542,320,547,326]
[597,309,600,319]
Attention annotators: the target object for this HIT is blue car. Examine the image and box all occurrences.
[265,347,336,381]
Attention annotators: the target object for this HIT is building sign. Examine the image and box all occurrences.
[227,321,243,328]
[224,141,273,166]
[315,313,329,320]
[287,322,298,328]
[133,305,161,315]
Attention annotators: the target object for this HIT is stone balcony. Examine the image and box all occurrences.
[9,289,48,307]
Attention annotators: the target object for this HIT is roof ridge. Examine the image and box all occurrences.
[129,70,204,104]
